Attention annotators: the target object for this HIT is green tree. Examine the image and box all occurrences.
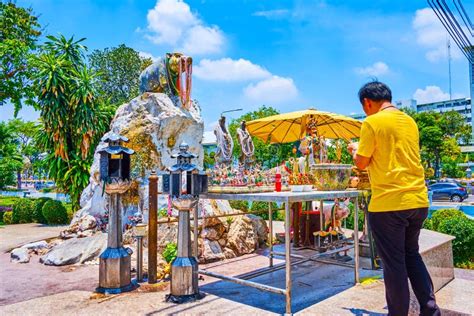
[0,1,41,115]
[8,119,41,189]
[439,110,471,143]
[89,44,153,107]
[31,35,109,210]
[0,122,23,189]
[228,106,295,168]
[406,110,469,178]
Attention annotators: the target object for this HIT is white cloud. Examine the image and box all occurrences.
[194,58,271,81]
[145,0,225,55]
[138,51,158,61]
[202,130,217,144]
[412,8,462,62]
[354,62,389,77]
[253,9,290,19]
[244,76,298,104]
[413,85,450,104]
[179,24,225,55]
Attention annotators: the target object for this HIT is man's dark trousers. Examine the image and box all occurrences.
[368,208,440,316]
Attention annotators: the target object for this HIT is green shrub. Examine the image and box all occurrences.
[430,209,466,231]
[42,200,69,225]
[422,218,432,230]
[33,197,52,224]
[12,199,34,224]
[344,202,364,231]
[3,211,13,224]
[251,201,279,220]
[63,202,73,221]
[229,200,249,212]
[275,210,285,221]
[456,260,474,269]
[438,216,474,265]
[0,196,20,207]
[162,242,177,263]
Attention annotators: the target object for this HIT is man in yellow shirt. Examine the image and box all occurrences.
[349,81,440,316]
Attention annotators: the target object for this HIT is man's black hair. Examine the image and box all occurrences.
[358,81,392,104]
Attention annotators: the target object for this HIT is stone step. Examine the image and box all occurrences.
[296,277,474,315]
[418,229,455,292]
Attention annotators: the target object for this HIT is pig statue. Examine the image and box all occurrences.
[321,199,350,234]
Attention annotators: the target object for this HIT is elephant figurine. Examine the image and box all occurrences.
[139,52,193,109]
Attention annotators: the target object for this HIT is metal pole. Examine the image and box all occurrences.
[193,202,199,259]
[198,269,286,295]
[304,202,310,246]
[157,210,249,225]
[108,194,118,248]
[292,203,300,247]
[354,196,360,284]
[148,171,158,284]
[177,209,191,257]
[137,236,143,282]
[319,200,324,232]
[268,202,273,267]
[284,200,292,315]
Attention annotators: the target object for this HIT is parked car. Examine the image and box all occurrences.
[428,182,469,202]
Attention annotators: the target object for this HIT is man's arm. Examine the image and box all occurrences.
[349,121,375,170]
[354,154,370,170]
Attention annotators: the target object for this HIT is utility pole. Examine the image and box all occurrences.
[447,35,452,100]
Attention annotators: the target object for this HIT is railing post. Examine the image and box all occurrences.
[148,171,158,284]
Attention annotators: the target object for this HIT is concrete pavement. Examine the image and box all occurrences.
[0,223,66,253]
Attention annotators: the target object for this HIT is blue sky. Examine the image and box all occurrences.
[2,0,473,134]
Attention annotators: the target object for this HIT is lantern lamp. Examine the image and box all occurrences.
[162,142,207,303]
[96,132,137,294]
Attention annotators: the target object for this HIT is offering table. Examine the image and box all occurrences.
[199,190,363,315]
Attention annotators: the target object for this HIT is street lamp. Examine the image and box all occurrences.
[134,223,147,282]
[96,133,137,294]
[162,142,208,303]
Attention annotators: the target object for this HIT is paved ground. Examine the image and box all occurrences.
[1,252,472,315]
[0,252,98,306]
[1,219,472,315]
[0,223,67,253]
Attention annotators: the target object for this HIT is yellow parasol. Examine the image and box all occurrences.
[246,109,362,143]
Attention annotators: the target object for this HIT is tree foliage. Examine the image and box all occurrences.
[0,122,23,189]
[228,106,296,168]
[7,119,43,188]
[404,110,471,178]
[0,1,41,114]
[31,35,109,210]
[89,44,153,107]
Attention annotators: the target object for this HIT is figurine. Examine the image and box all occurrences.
[214,116,234,165]
[236,120,255,168]
[139,52,193,109]
[349,176,360,188]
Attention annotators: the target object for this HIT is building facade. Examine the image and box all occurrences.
[351,97,472,125]
[416,98,472,123]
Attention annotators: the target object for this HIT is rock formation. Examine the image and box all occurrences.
[72,92,204,225]
[41,60,268,266]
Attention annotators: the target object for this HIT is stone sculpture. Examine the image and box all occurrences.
[139,52,193,109]
[214,116,234,165]
[236,120,254,168]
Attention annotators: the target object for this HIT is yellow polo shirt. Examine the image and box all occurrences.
[357,110,429,212]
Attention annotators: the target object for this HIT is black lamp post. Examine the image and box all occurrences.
[96,133,137,294]
[162,142,207,303]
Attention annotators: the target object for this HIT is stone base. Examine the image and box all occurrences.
[99,247,133,290]
[165,292,206,304]
[419,229,455,292]
[96,279,138,294]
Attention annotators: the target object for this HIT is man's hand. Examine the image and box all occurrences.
[348,142,370,169]
[347,142,359,159]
